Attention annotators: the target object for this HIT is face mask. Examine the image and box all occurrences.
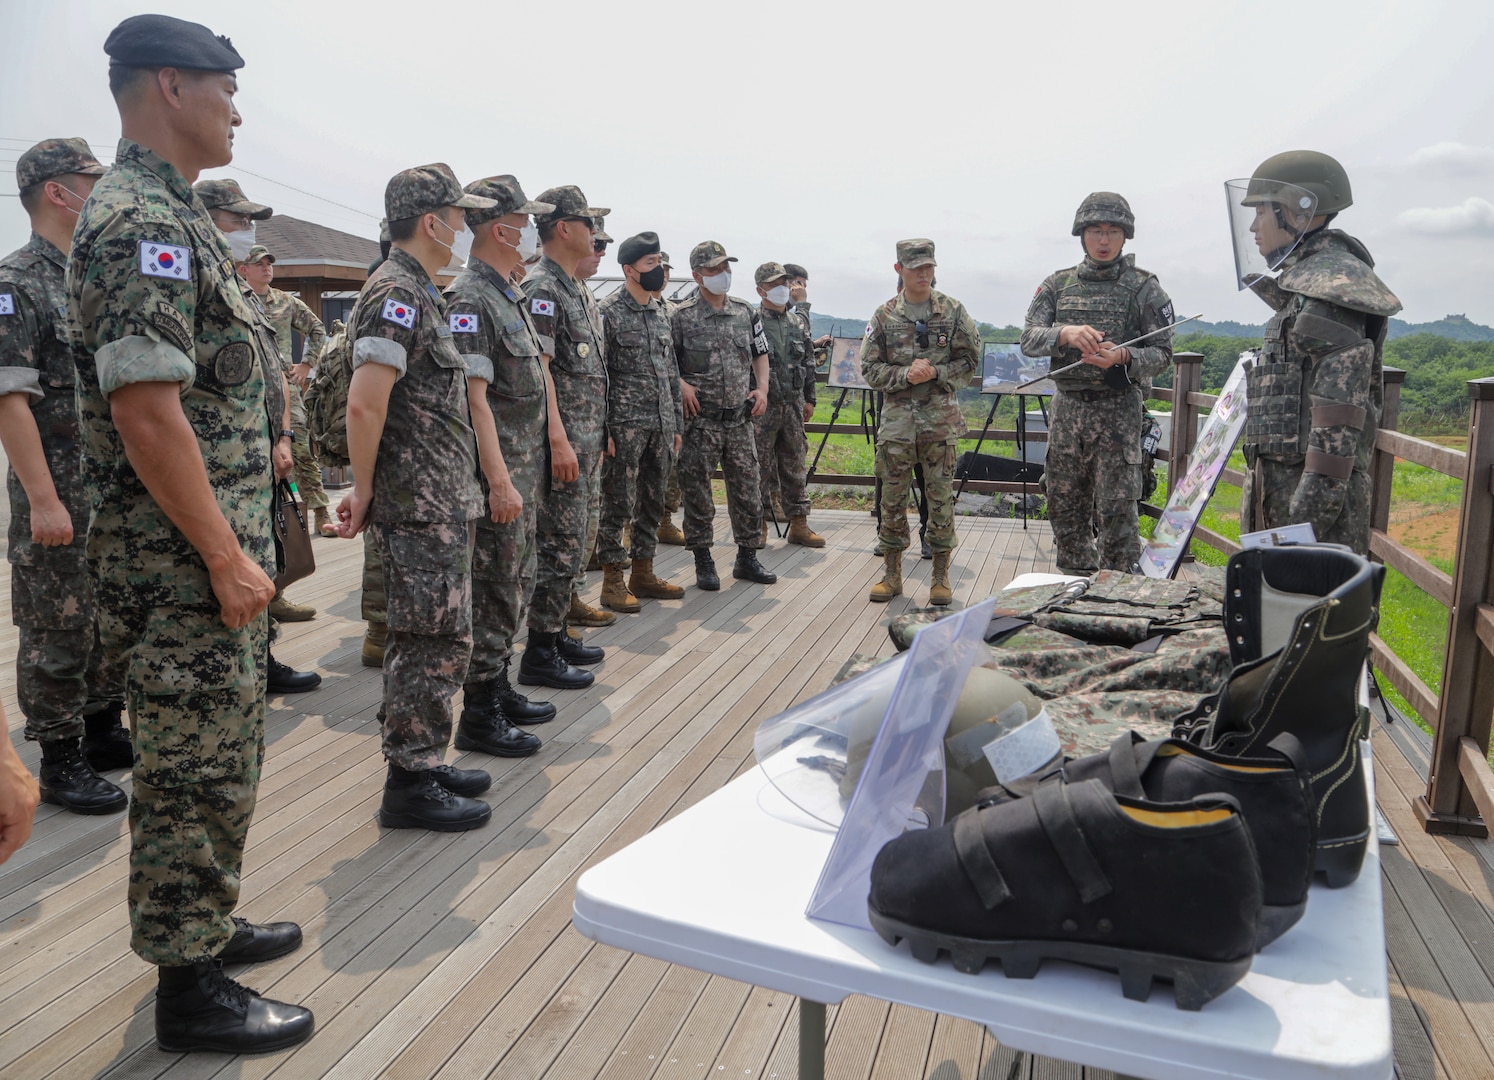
[226,224,256,262]
[637,264,667,292]
[700,269,731,296]
[765,284,792,306]
[54,184,84,219]
[434,216,472,265]
[515,223,539,261]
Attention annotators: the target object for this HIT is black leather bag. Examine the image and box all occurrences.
[272,478,315,591]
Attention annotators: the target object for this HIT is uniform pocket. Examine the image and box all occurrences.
[382,525,473,636]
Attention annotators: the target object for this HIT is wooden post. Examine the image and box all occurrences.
[1418,377,1494,836]
[1369,368,1405,551]
[1167,352,1203,502]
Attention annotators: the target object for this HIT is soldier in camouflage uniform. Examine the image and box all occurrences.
[569,218,615,616]
[69,13,312,1051]
[596,231,685,613]
[861,239,980,606]
[1,138,132,817]
[672,241,777,590]
[445,174,557,745]
[655,251,688,546]
[1229,152,1400,555]
[336,163,496,833]
[753,262,824,548]
[1022,193,1175,574]
[514,187,612,690]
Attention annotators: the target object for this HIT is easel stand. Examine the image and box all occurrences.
[955,389,1052,529]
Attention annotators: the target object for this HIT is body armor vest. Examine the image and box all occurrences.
[1050,256,1152,391]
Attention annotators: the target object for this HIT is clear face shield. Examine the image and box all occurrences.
[1225,177,1319,290]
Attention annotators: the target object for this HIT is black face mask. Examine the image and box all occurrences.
[636,265,666,292]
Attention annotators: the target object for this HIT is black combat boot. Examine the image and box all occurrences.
[1174,545,1383,888]
[455,681,541,757]
[693,547,720,591]
[558,628,604,666]
[496,658,556,724]
[218,917,305,964]
[155,960,314,1053]
[732,545,776,584]
[378,764,492,831]
[39,737,128,814]
[267,652,321,694]
[427,764,495,796]
[517,630,594,690]
[82,703,133,771]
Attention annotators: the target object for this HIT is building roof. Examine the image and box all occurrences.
[257,214,379,269]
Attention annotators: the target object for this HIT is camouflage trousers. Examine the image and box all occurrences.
[530,452,602,633]
[679,415,762,550]
[755,401,810,519]
[92,565,269,966]
[11,544,125,741]
[362,528,386,625]
[574,473,601,595]
[470,454,543,683]
[1046,389,1143,573]
[287,381,328,511]
[598,424,674,565]
[664,465,681,515]
[876,436,957,554]
[1240,455,1372,557]
[374,520,475,771]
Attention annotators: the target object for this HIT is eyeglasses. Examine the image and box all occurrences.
[915,320,929,349]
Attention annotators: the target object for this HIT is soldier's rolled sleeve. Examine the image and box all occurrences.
[527,288,558,357]
[350,283,418,379]
[450,300,495,384]
[1020,281,1063,357]
[96,335,196,394]
[76,214,200,371]
[0,367,43,397]
[352,336,407,377]
[0,280,45,381]
[291,295,326,364]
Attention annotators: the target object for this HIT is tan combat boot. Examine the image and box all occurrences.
[269,592,316,621]
[362,620,387,668]
[869,550,903,603]
[786,516,825,548]
[630,558,685,599]
[929,551,953,607]
[658,513,686,546]
[568,591,617,627]
[314,505,337,537]
[760,519,770,547]
[601,563,641,613]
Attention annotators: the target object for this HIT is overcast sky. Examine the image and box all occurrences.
[3,0,1491,330]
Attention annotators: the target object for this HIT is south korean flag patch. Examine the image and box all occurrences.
[450,312,479,334]
[0,293,14,316]
[530,298,555,317]
[381,297,417,329]
[139,241,191,280]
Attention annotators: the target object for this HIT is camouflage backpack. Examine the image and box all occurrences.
[304,318,351,467]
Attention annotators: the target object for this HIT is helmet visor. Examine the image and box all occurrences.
[1225,178,1318,290]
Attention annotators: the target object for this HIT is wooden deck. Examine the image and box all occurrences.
[0,509,1489,1079]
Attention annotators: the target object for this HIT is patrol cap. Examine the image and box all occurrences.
[659,251,672,268]
[783,263,808,280]
[104,14,245,73]
[754,261,789,286]
[244,244,275,264]
[895,238,937,269]
[15,138,107,190]
[593,218,613,244]
[385,163,495,222]
[690,240,737,271]
[532,185,609,226]
[194,178,272,219]
[617,231,661,267]
[461,175,554,227]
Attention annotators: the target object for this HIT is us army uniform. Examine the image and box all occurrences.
[254,269,329,513]
[68,137,280,964]
[754,298,818,524]
[1023,255,1174,574]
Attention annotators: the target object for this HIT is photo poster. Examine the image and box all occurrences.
[1138,350,1254,579]
[828,336,872,390]
[982,342,1052,395]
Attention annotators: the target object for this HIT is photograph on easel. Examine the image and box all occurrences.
[981,342,1051,394]
[828,336,873,390]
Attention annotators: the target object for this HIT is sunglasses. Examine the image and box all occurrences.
[915,320,929,349]
[593,239,609,255]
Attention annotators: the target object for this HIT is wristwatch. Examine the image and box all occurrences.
[279,429,295,442]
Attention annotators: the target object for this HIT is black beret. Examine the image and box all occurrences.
[617,231,661,267]
[104,14,244,73]
[783,263,808,280]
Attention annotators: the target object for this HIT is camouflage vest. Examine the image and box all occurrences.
[1050,255,1153,391]
[760,305,808,404]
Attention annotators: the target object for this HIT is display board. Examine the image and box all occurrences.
[982,342,1052,395]
[828,336,872,390]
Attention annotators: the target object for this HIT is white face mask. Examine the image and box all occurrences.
[226,224,256,262]
[499,221,539,261]
[434,216,473,265]
[765,284,792,306]
[700,269,732,296]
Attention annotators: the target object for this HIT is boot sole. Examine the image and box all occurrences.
[602,603,641,613]
[631,587,685,600]
[696,579,720,591]
[733,573,777,584]
[928,596,952,607]
[40,790,128,814]
[157,1024,315,1055]
[378,805,493,831]
[517,670,595,690]
[505,710,556,724]
[868,907,1250,1011]
[452,734,540,759]
[1315,831,1369,888]
[869,591,902,603]
[1257,900,1309,951]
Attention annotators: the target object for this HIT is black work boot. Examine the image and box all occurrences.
[558,628,604,666]
[732,545,777,584]
[428,764,495,796]
[267,652,321,694]
[693,547,719,591]
[455,681,541,757]
[155,960,314,1053]
[496,659,556,724]
[1174,545,1384,888]
[218,917,304,964]
[378,764,492,831]
[517,630,594,690]
[82,703,133,771]
[39,737,128,814]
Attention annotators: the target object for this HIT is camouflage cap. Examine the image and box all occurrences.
[593,218,613,243]
[895,238,937,269]
[532,185,609,226]
[15,138,107,191]
[783,262,808,280]
[385,163,496,222]
[754,261,789,286]
[689,240,737,271]
[462,175,555,227]
[194,177,273,219]
[244,244,275,264]
[378,217,390,243]
[104,13,244,72]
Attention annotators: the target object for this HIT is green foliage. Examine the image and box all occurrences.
[1385,334,1494,431]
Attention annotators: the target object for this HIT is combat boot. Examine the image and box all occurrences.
[658,513,686,546]
[601,563,641,613]
[733,545,777,584]
[82,703,133,771]
[313,506,337,537]
[379,764,492,831]
[929,551,953,607]
[362,620,387,668]
[567,591,616,627]
[268,652,321,694]
[869,550,902,603]
[155,960,314,1054]
[268,593,316,622]
[694,548,720,591]
[455,680,541,757]
[787,516,825,548]
[38,737,128,814]
[518,629,595,690]
[497,658,555,723]
[1174,545,1383,888]
[630,558,684,599]
[560,627,605,665]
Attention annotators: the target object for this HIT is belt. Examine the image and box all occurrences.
[696,401,751,422]
[1057,386,1130,403]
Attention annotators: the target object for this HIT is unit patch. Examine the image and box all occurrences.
[381,297,417,328]
[139,241,191,280]
[214,341,254,385]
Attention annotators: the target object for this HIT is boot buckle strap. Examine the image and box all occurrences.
[1106,732,1148,798]
[953,808,1012,910]
[1034,779,1114,903]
